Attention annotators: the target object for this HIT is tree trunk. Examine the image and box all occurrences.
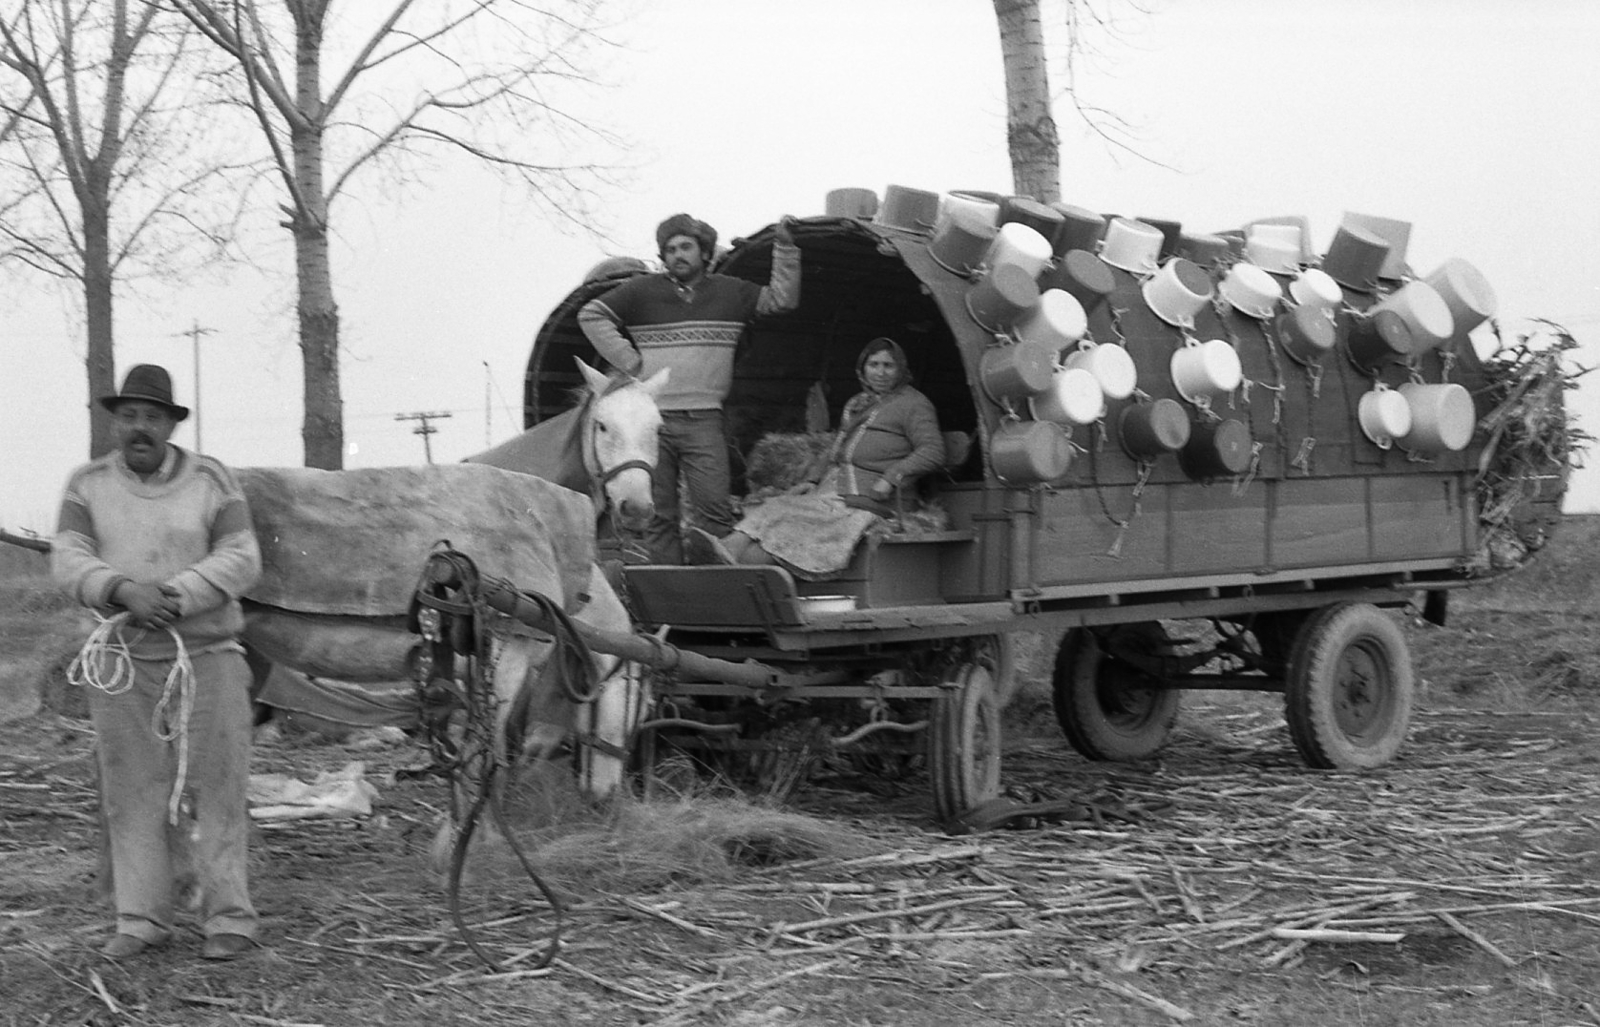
[291,7,343,470]
[993,0,1061,204]
[81,197,118,459]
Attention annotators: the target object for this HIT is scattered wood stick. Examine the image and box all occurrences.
[1434,911,1517,967]
[1271,928,1405,944]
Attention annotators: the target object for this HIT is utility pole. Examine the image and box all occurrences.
[396,410,452,464]
[176,321,215,452]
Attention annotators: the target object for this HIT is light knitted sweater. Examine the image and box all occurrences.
[578,239,801,411]
[52,446,261,660]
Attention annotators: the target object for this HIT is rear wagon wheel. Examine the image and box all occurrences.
[1284,603,1415,769]
[928,642,1007,823]
[1052,625,1180,761]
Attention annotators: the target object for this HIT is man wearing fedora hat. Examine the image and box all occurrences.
[578,212,802,564]
[52,364,264,961]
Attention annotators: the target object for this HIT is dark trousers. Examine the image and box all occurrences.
[647,409,734,564]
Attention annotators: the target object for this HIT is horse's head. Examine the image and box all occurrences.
[576,358,667,533]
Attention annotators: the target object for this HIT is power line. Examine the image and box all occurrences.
[395,410,452,464]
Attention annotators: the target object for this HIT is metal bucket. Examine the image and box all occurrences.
[990,419,1074,485]
[978,338,1056,406]
[824,187,878,219]
[873,184,941,234]
[1346,309,1416,373]
[1118,398,1191,460]
[1049,203,1107,257]
[1423,257,1497,338]
[1275,305,1337,366]
[966,263,1041,333]
[928,203,999,277]
[1039,249,1117,316]
[1180,417,1253,479]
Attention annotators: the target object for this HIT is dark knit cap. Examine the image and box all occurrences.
[99,363,190,421]
[656,213,717,257]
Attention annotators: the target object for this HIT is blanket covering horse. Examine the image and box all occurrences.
[235,465,597,682]
[238,465,595,617]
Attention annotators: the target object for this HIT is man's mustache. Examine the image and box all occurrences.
[128,433,156,447]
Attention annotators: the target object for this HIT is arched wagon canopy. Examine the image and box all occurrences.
[525,217,1007,490]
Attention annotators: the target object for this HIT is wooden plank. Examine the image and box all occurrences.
[1272,478,1370,567]
[1371,475,1467,559]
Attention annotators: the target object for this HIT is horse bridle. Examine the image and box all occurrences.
[580,380,655,506]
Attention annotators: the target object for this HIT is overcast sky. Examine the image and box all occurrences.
[4,0,1598,535]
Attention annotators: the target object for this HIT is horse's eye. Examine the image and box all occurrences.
[596,422,609,434]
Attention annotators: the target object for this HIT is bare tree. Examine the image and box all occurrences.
[994,0,1059,203]
[171,0,620,470]
[0,0,238,457]
[994,0,1156,203]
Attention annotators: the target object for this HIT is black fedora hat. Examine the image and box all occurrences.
[99,364,190,421]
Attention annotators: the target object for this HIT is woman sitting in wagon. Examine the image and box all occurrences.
[693,337,944,577]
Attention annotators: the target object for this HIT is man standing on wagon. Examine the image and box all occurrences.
[578,212,802,564]
[52,364,263,961]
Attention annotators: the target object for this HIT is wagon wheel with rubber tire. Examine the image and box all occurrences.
[1283,602,1415,769]
[928,640,1009,823]
[1053,624,1181,761]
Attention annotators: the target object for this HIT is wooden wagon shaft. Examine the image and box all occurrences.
[423,554,780,691]
[0,528,51,553]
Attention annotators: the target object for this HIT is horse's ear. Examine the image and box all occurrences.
[638,367,671,397]
[574,357,610,395]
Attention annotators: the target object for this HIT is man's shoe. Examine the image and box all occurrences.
[200,933,257,961]
[101,934,154,959]
[685,527,736,566]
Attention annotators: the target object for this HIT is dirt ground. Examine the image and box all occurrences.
[3,539,1600,1026]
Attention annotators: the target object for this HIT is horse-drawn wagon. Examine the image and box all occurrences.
[509,204,1571,825]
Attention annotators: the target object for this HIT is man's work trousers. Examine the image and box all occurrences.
[647,409,735,564]
[89,647,257,943]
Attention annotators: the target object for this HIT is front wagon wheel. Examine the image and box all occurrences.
[1052,625,1180,761]
[1284,603,1415,769]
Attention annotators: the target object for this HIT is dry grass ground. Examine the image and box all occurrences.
[2,523,1598,1026]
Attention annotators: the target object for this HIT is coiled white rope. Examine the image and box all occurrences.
[69,612,196,826]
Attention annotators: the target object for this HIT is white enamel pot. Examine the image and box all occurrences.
[1371,280,1454,352]
[1358,383,1413,450]
[1218,262,1284,320]
[1098,216,1164,274]
[984,221,1054,280]
[1397,382,1475,453]
[1289,267,1344,317]
[1142,257,1214,329]
[1063,339,1138,401]
[1013,289,1088,353]
[1028,365,1105,426]
[1170,337,1242,406]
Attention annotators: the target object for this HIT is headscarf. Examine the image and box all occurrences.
[655,213,717,259]
[854,337,911,395]
[837,338,912,435]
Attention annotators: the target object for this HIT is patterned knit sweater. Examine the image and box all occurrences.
[578,239,801,411]
[52,447,261,660]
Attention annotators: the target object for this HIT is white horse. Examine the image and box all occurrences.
[467,358,668,535]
